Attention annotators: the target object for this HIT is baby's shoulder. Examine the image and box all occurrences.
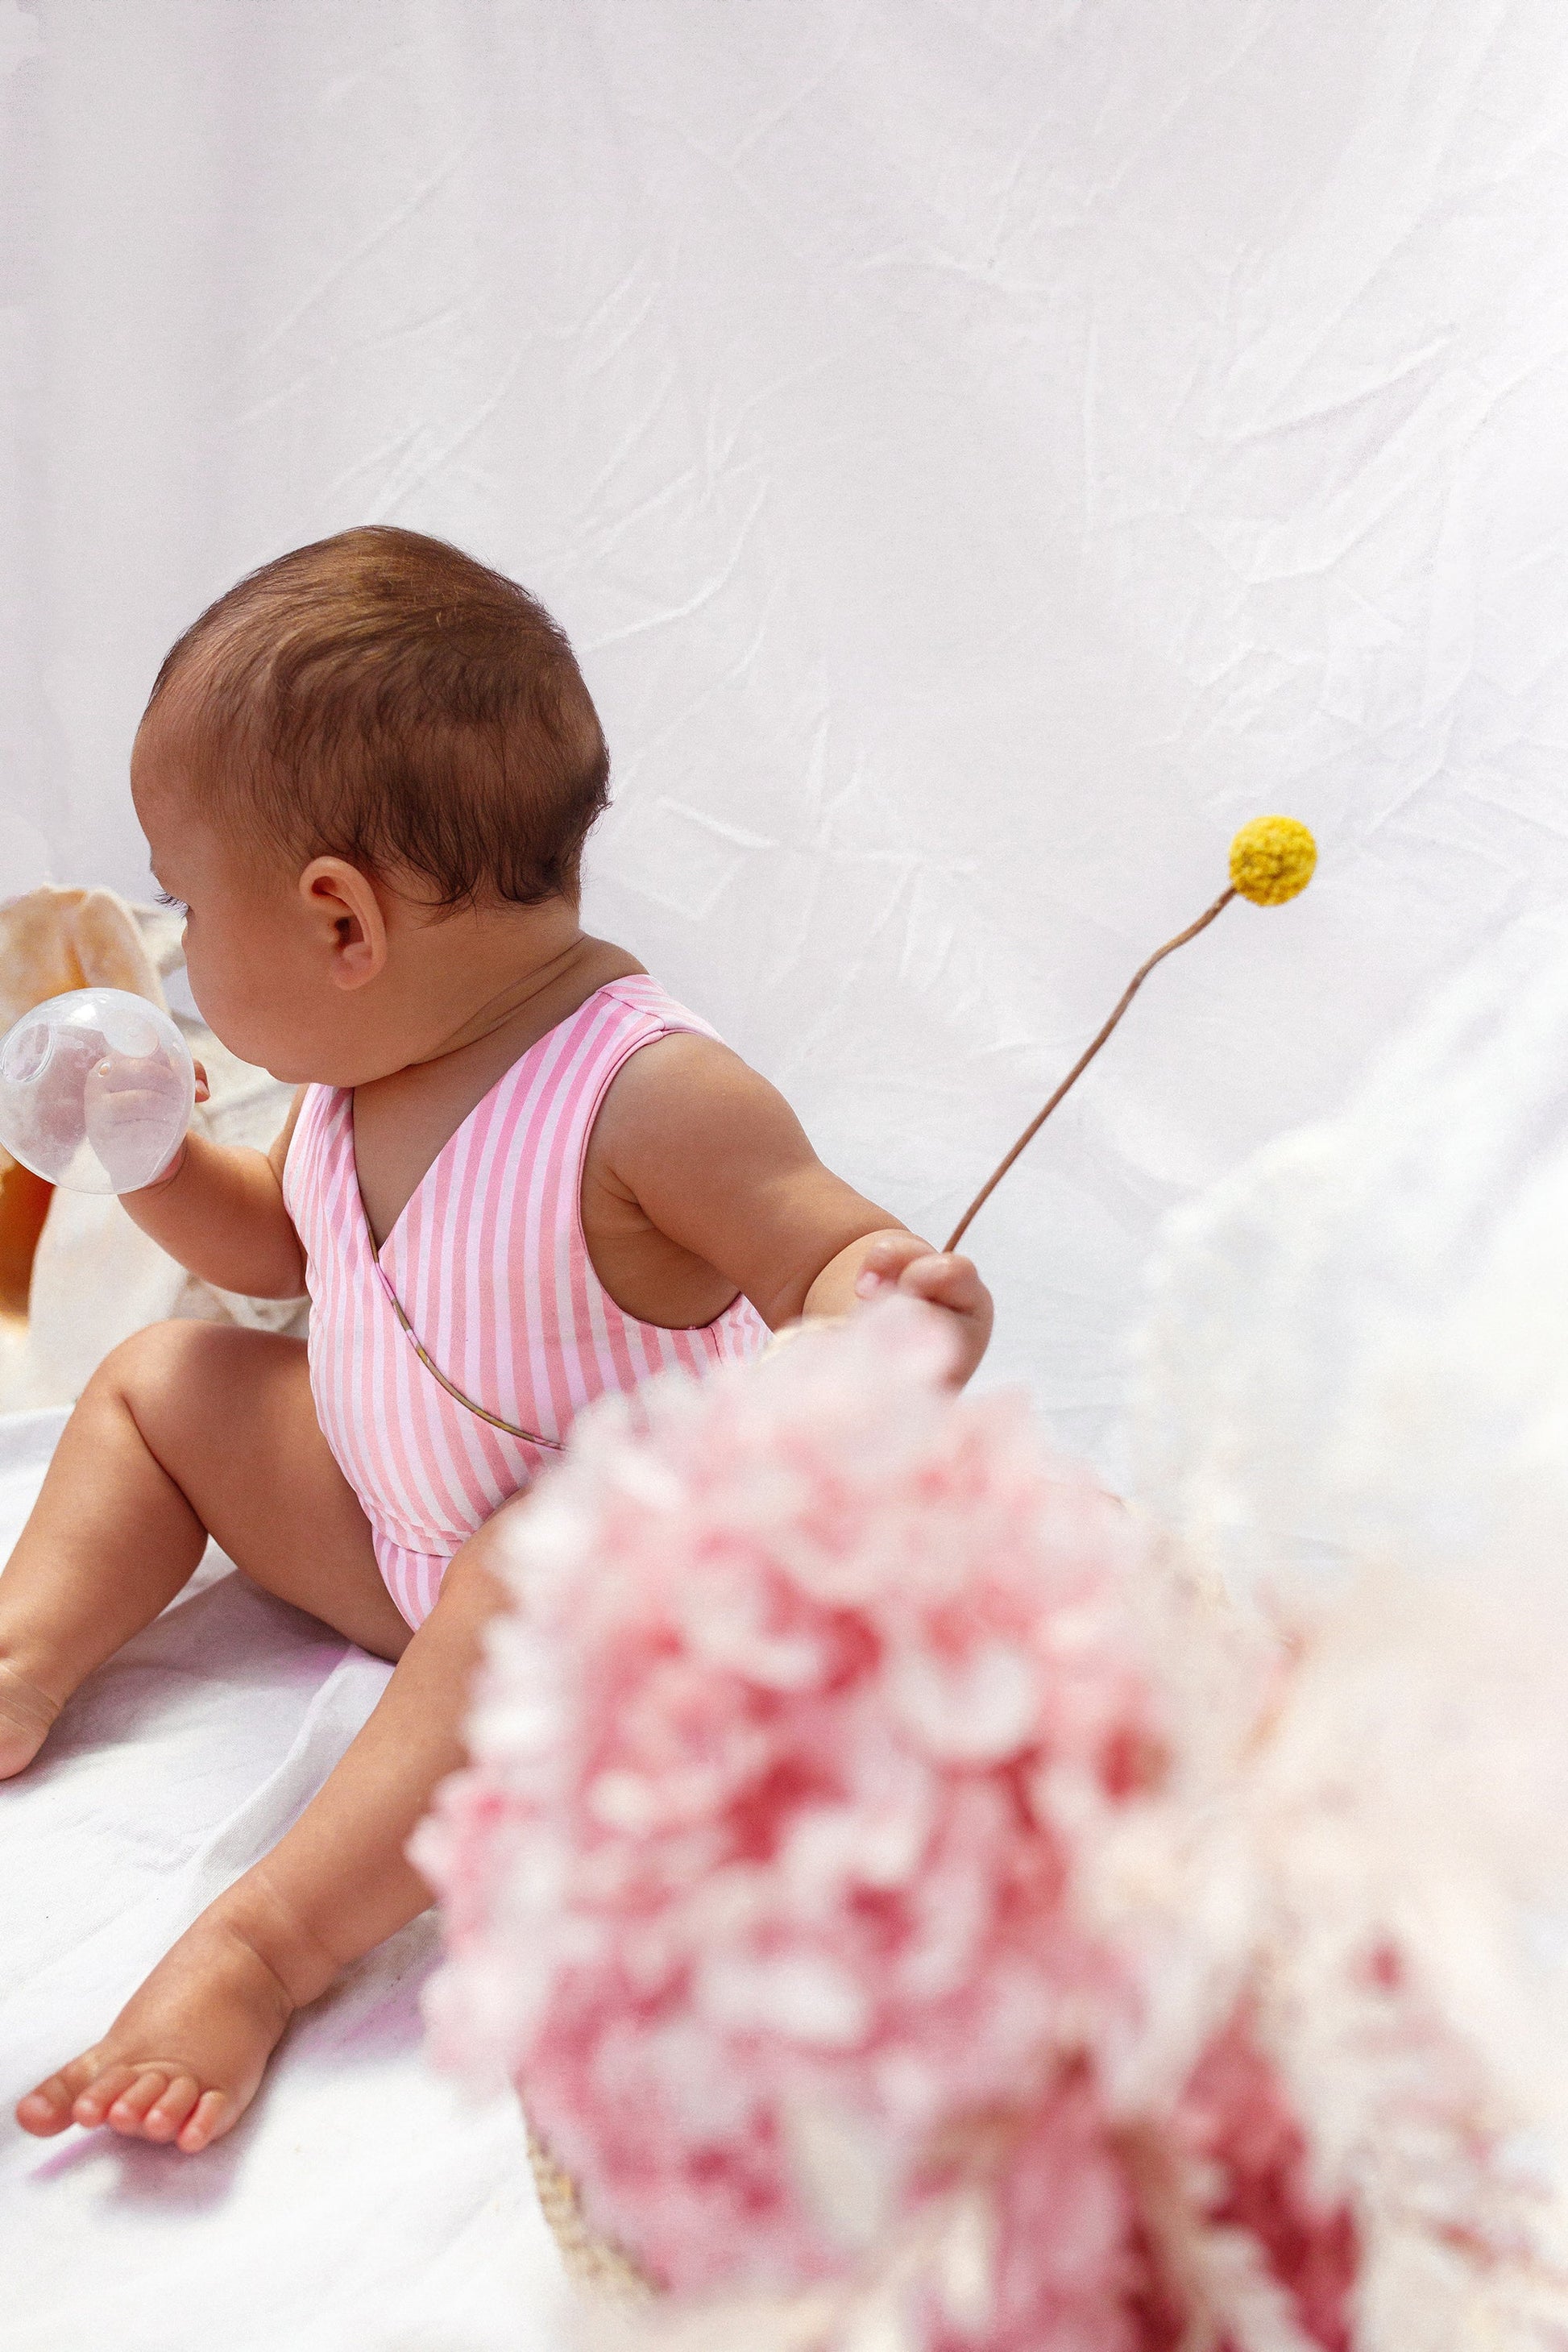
[590,1023,804,1192]
[598,1023,749,1130]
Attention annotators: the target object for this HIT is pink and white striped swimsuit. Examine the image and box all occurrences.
[282,975,767,1628]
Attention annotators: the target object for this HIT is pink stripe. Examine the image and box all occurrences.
[461,1082,527,1486]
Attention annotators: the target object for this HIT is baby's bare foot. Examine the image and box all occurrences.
[16,1908,297,2154]
[0,1660,61,1779]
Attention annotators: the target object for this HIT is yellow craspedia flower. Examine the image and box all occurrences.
[1228,815,1317,906]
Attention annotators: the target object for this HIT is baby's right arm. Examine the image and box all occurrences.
[115,1084,308,1300]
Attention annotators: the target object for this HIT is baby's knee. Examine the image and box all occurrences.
[89,1317,230,1412]
[79,1321,250,1475]
[433,1524,516,1624]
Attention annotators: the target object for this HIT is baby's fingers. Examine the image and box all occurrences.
[852,1233,927,1296]
[894,1252,994,1383]
[894,1251,984,1311]
[192,1059,209,1106]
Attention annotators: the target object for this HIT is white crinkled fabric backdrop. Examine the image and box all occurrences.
[9,0,1568,1451]
[4,3,1568,2346]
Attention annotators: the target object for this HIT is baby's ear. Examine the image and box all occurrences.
[68,890,168,1011]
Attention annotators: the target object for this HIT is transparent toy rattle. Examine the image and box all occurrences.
[0,988,197,1196]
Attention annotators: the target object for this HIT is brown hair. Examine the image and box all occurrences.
[145,525,610,909]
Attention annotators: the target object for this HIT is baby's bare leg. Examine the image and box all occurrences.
[0,1320,409,1775]
[16,1521,509,2152]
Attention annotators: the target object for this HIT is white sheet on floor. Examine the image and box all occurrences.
[0,1409,572,2352]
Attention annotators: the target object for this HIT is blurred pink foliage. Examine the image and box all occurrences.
[415,1302,1353,2346]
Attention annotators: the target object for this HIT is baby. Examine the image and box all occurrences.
[4,527,993,2155]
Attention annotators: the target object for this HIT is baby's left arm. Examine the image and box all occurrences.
[588,1033,993,1383]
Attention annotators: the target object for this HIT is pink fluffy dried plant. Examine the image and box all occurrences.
[414,1301,1355,2348]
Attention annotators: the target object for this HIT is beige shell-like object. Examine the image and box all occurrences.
[0,886,169,1183]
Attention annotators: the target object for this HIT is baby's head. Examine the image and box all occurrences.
[132,526,609,1083]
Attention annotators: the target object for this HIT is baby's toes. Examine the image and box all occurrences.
[16,2076,76,2136]
[176,2089,230,2155]
[18,2055,122,2135]
[104,2071,170,2135]
[141,2075,201,2143]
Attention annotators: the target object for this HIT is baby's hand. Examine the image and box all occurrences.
[852,1232,993,1385]
[99,1057,209,1194]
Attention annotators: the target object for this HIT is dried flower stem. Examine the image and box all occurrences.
[944,888,1237,1254]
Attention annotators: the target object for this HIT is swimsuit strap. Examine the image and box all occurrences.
[373,1260,565,1451]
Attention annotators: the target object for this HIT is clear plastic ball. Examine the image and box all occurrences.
[0,988,197,1196]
